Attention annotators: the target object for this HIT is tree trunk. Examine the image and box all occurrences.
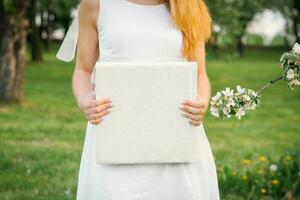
[292,19,300,43]
[40,10,51,51]
[42,0,52,51]
[235,21,248,57]
[28,0,43,62]
[210,33,220,58]
[236,35,245,57]
[293,0,300,43]
[0,1,29,103]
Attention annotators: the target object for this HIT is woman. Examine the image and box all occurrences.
[57,0,220,199]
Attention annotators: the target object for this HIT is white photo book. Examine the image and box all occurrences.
[94,61,201,164]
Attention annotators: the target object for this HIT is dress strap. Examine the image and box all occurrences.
[56,5,80,62]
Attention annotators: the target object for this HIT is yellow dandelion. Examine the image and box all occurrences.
[271,179,279,185]
[259,156,267,162]
[285,156,292,161]
[243,159,252,166]
[242,175,248,181]
[261,188,267,194]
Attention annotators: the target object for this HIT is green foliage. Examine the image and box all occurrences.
[244,34,264,46]
[51,0,79,30]
[207,0,284,50]
[271,35,287,47]
[279,45,300,89]
[35,0,79,32]
[2,0,29,14]
[218,145,300,199]
[0,46,299,199]
[3,0,14,13]
[274,0,296,19]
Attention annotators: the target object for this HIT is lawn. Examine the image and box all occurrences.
[0,46,299,200]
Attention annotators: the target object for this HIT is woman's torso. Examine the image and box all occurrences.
[96,0,186,62]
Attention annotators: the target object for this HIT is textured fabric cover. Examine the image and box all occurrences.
[94,61,201,164]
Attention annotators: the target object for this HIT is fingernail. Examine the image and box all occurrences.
[179,105,184,109]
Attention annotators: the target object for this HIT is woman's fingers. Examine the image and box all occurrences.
[90,118,103,125]
[180,99,207,126]
[88,108,111,120]
[81,96,113,125]
[180,104,205,115]
[182,99,206,109]
[88,108,112,125]
[189,119,203,126]
[181,110,203,121]
[85,98,112,109]
[85,102,113,115]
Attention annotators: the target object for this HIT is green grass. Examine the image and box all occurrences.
[0,46,299,200]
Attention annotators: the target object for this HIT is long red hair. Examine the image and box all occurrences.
[165,0,212,59]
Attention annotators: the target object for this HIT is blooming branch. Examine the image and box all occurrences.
[210,43,300,120]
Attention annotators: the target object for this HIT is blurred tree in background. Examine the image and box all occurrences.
[0,0,78,103]
[207,0,291,57]
[0,0,30,102]
[276,0,300,43]
[27,0,78,61]
[27,0,43,62]
[52,0,79,36]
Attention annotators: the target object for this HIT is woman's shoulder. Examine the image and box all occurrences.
[79,0,99,25]
[80,0,99,8]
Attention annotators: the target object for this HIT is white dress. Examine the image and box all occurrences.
[56,0,220,199]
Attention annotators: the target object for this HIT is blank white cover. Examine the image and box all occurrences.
[94,61,199,164]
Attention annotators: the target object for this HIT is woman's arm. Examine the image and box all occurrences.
[180,40,211,126]
[73,0,113,125]
[194,40,211,106]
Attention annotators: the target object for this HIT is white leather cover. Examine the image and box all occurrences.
[94,61,200,164]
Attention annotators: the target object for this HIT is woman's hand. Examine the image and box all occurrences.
[78,90,113,125]
[180,94,208,126]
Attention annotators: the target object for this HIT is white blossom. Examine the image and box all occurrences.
[222,107,230,115]
[216,99,223,106]
[226,97,236,107]
[222,87,234,97]
[247,102,257,110]
[236,108,245,120]
[292,43,300,54]
[270,164,278,172]
[243,94,251,101]
[210,106,219,117]
[250,90,258,97]
[286,68,295,80]
[212,92,222,101]
[289,79,300,86]
[210,44,298,120]
[236,85,245,95]
[210,86,260,120]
